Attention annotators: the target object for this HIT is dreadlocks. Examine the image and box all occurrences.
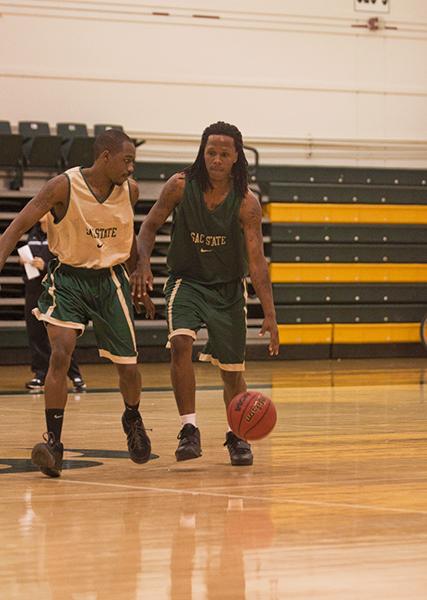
[185,121,249,200]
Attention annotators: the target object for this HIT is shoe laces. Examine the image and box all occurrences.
[177,424,197,442]
[127,418,151,446]
[224,432,251,453]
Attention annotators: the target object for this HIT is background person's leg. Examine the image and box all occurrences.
[67,353,86,390]
[25,286,51,384]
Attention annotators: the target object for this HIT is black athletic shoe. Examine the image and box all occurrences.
[224,431,253,466]
[121,412,151,464]
[31,432,64,478]
[175,424,202,462]
[71,377,87,393]
[25,377,44,392]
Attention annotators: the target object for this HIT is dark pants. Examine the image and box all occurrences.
[25,285,82,382]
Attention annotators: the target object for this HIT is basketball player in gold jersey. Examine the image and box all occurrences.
[132,122,279,466]
[0,130,153,477]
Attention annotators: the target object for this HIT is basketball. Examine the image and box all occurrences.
[227,391,277,441]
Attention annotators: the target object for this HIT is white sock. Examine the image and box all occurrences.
[181,413,196,427]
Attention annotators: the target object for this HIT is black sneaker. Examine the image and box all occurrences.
[25,377,44,392]
[224,431,253,466]
[71,377,87,392]
[121,412,151,464]
[175,424,202,462]
[31,432,64,478]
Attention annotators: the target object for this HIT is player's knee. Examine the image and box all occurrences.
[49,346,72,372]
[116,363,140,384]
[221,370,245,388]
[170,335,193,360]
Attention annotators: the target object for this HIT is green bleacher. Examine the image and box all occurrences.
[1,135,426,361]
[262,165,427,358]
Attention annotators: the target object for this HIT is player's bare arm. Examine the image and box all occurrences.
[128,178,140,209]
[127,178,155,318]
[138,172,185,262]
[240,191,279,356]
[126,179,141,274]
[131,173,185,301]
[0,175,68,272]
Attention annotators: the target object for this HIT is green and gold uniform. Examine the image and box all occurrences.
[33,167,137,364]
[165,176,248,371]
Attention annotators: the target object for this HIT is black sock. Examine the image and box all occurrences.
[45,409,64,443]
[124,402,140,421]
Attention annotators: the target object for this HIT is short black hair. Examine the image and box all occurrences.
[185,121,249,200]
[94,129,133,159]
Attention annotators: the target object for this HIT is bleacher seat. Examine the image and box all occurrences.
[94,124,145,148]
[0,121,12,134]
[93,124,124,135]
[57,122,95,168]
[57,122,88,138]
[0,120,23,189]
[18,121,62,170]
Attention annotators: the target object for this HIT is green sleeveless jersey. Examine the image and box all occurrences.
[167,177,247,285]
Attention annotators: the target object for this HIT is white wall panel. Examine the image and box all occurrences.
[385,38,427,90]
[0,0,426,165]
[385,95,427,138]
[356,94,387,140]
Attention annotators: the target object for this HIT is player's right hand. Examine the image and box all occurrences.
[259,315,280,357]
[134,293,156,320]
[130,260,154,306]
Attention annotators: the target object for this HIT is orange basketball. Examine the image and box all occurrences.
[227,391,277,441]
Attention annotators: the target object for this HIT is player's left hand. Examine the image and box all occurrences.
[133,294,156,319]
[259,316,279,356]
[130,260,153,302]
[130,261,156,319]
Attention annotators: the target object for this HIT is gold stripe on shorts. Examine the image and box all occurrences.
[110,267,137,352]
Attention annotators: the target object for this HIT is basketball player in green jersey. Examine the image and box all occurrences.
[0,130,154,477]
[133,122,279,466]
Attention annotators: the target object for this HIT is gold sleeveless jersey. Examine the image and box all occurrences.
[46,167,134,269]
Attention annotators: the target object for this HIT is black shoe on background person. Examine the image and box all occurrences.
[71,377,87,392]
[25,377,45,392]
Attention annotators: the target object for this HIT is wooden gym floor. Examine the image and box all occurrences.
[0,358,426,599]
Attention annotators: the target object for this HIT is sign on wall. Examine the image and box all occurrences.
[354,0,390,12]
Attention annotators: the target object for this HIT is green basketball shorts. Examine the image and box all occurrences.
[33,259,137,364]
[164,275,247,371]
